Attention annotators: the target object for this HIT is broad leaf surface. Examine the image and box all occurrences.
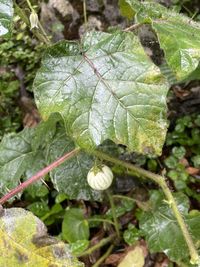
[0,129,36,196]
[0,119,99,201]
[34,31,168,155]
[139,191,200,262]
[62,208,89,243]
[0,0,13,37]
[46,127,101,201]
[0,207,83,266]
[125,0,200,81]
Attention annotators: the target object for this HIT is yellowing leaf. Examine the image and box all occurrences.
[0,207,83,267]
[118,246,145,267]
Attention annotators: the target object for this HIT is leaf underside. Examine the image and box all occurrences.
[34,31,169,155]
[0,0,13,37]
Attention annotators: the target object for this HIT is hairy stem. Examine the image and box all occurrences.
[0,148,80,205]
[77,235,115,257]
[92,244,114,267]
[92,150,199,264]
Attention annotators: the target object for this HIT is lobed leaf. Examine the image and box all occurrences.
[0,0,13,37]
[34,31,168,155]
[0,207,83,266]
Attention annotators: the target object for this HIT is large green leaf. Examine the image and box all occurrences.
[0,116,60,198]
[139,191,200,262]
[0,0,13,37]
[46,127,101,201]
[125,0,200,81]
[34,31,168,155]
[0,129,36,196]
[0,207,83,266]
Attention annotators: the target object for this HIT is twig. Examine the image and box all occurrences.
[124,22,144,32]
[77,234,115,257]
[92,244,114,267]
[92,150,200,265]
[83,0,87,25]
[0,148,80,205]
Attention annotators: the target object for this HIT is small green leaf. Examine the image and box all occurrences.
[0,207,83,266]
[192,155,200,168]
[34,31,168,155]
[164,155,178,169]
[139,192,200,262]
[172,146,186,160]
[123,224,141,245]
[69,240,89,256]
[0,0,13,37]
[27,201,50,218]
[62,208,90,243]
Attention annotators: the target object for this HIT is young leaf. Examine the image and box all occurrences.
[34,31,168,155]
[125,0,200,81]
[139,191,200,262]
[62,208,89,243]
[0,207,83,266]
[46,127,101,201]
[0,0,13,37]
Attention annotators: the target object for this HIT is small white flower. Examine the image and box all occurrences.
[29,12,39,30]
[87,165,114,191]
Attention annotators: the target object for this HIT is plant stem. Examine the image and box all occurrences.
[124,22,145,32]
[77,235,115,257]
[92,244,114,267]
[83,0,87,24]
[106,191,120,239]
[0,148,80,205]
[92,150,199,265]
[25,0,34,12]
[88,218,115,226]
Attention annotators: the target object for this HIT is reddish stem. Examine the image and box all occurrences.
[0,148,80,205]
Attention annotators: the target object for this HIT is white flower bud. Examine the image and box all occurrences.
[29,12,39,30]
[87,165,114,191]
